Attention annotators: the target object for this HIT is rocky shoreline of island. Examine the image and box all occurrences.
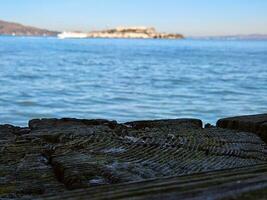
[0,114,267,199]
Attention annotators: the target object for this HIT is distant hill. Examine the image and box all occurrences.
[0,19,58,36]
[219,34,267,40]
[191,34,267,40]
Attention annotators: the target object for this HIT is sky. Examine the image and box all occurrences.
[0,0,267,36]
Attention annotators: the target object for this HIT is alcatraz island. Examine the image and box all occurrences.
[58,27,184,39]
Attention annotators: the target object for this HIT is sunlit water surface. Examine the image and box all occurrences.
[0,37,267,126]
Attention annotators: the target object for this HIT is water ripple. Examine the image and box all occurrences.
[0,37,267,126]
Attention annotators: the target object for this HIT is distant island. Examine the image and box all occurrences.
[0,19,58,36]
[58,27,184,39]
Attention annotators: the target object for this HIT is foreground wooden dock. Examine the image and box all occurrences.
[1,114,267,199]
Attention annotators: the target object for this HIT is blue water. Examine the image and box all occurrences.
[0,36,267,126]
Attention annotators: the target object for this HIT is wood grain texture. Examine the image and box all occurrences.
[217,114,267,143]
[1,116,267,199]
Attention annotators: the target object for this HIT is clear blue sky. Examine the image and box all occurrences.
[1,0,267,36]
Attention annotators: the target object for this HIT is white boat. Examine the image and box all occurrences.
[57,32,88,39]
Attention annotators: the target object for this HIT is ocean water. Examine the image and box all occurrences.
[0,36,267,126]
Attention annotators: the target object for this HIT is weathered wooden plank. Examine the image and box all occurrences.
[1,117,267,199]
[38,164,267,200]
[217,114,267,142]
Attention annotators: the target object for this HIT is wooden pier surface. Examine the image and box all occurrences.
[1,114,267,199]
